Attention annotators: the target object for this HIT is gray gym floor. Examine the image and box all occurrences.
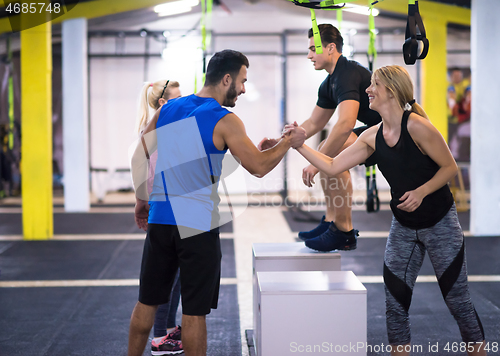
[0,195,499,356]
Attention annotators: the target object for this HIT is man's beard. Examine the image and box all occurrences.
[222,82,238,107]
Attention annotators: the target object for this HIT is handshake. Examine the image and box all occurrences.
[258,121,306,151]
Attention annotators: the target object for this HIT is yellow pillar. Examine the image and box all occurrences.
[21,20,53,239]
[420,15,448,141]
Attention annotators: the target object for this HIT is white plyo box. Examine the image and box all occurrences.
[255,271,367,356]
[252,242,342,273]
[252,242,342,349]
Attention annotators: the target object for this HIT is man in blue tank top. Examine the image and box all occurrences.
[128,50,307,356]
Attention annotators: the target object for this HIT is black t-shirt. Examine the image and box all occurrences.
[372,111,454,229]
[316,55,381,127]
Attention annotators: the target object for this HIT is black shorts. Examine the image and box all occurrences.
[139,224,222,316]
[353,125,377,167]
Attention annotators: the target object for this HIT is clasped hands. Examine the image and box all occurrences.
[257,121,306,151]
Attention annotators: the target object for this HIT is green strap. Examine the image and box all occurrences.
[367,4,377,70]
[336,8,342,32]
[201,0,213,52]
[7,36,14,150]
[310,9,323,54]
[320,0,340,8]
[200,0,212,87]
[201,0,206,51]
[206,0,213,50]
[409,0,416,4]
[8,77,13,150]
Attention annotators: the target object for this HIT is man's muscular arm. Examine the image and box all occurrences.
[300,105,335,139]
[257,105,333,151]
[216,113,306,177]
[302,100,359,186]
[316,100,359,157]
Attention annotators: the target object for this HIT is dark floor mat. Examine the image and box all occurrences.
[0,238,236,280]
[0,285,241,356]
[299,235,500,280]
[0,212,233,235]
[365,282,500,355]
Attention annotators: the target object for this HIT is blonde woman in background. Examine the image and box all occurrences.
[136,79,184,355]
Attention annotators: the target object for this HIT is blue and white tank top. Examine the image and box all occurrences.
[148,94,230,236]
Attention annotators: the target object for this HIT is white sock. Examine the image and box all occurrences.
[153,336,166,343]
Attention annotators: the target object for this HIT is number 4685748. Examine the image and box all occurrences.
[444,342,497,353]
[5,2,61,14]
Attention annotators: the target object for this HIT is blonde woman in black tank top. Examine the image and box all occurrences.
[291,65,486,356]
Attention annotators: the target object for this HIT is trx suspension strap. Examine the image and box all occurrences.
[336,6,342,32]
[310,8,323,54]
[365,4,380,213]
[367,4,377,72]
[402,0,429,65]
[7,36,14,151]
[366,165,380,213]
[201,0,212,80]
[287,0,355,55]
[195,0,213,92]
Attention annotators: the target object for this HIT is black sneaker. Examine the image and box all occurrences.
[305,224,358,252]
[151,337,183,355]
[298,216,332,241]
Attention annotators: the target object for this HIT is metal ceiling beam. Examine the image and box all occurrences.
[0,0,174,35]
[352,0,470,26]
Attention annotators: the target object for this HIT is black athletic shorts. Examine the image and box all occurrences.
[353,125,377,167]
[139,224,222,316]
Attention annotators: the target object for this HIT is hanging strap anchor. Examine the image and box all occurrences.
[402,0,429,65]
[367,5,377,72]
[290,0,346,10]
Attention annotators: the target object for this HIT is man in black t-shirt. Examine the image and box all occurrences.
[260,24,381,252]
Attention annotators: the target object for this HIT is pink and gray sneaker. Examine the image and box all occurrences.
[166,326,181,341]
[151,337,183,355]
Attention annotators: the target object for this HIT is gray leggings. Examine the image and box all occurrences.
[383,204,484,345]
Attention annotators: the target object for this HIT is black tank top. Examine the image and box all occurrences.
[373,111,454,229]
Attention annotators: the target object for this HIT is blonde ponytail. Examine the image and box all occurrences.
[135,80,180,134]
[409,102,429,120]
[136,82,152,134]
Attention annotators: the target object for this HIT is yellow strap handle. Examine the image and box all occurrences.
[310,9,323,54]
